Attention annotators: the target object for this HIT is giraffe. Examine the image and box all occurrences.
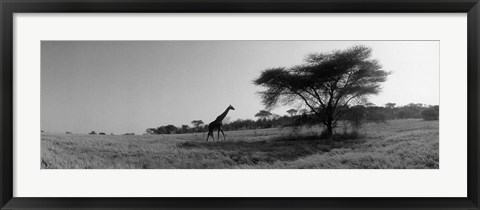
[206,105,235,142]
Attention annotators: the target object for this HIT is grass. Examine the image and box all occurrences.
[41,119,439,169]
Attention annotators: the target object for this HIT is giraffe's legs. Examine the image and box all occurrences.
[220,129,226,141]
[217,129,221,141]
[206,132,213,142]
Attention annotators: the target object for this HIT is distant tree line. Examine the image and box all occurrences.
[342,103,439,129]
[87,131,132,135]
[144,103,439,135]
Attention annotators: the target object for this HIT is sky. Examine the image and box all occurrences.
[41,41,439,134]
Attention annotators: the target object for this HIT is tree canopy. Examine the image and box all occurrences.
[385,102,396,108]
[255,110,272,120]
[253,45,390,137]
[286,109,298,116]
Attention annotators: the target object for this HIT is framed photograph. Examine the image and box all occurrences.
[1,0,479,209]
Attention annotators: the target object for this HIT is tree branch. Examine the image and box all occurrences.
[308,87,326,109]
[271,81,321,116]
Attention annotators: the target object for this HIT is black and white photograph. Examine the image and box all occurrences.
[41,41,439,169]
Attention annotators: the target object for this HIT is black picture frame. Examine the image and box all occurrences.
[1,0,479,209]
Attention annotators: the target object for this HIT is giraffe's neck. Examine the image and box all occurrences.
[216,107,230,121]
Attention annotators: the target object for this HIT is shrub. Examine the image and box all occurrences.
[366,111,387,124]
[421,108,439,120]
[343,106,366,129]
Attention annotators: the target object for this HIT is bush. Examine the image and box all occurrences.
[421,108,439,120]
[366,111,387,124]
[343,106,366,129]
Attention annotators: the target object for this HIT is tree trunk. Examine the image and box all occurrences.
[322,110,334,138]
[323,122,333,138]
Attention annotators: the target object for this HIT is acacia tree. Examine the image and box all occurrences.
[385,102,396,109]
[255,110,272,120]
[254,45,389,137]
[287,109,298,117]
[191,120,204,132]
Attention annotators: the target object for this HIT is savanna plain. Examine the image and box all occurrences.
[41,119,439,169]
